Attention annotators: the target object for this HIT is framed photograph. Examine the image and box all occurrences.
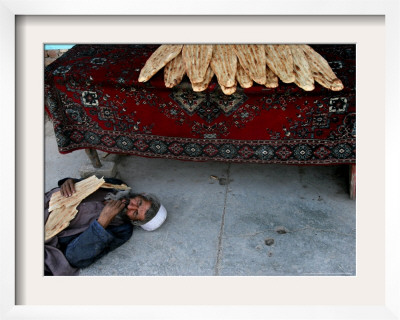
[2,0,399,319]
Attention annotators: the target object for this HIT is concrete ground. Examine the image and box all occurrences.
[45,118,356,276]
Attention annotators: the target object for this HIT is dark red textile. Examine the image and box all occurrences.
[44,44,355,164]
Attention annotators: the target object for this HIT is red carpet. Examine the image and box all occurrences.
[45,44,355,164]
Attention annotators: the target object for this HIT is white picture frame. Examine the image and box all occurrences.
[1,1,399,319]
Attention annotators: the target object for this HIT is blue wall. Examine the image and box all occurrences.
[45,44,75,50]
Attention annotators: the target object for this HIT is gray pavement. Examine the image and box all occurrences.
[45,118,356,276]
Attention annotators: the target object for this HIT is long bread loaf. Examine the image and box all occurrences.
[233,44,266,85]
[164,52,186,88]
[45,206,78,241]
[265,66,279,88]
[138,44,183,82]
[182,44,213,84]
[290,45,314,91]
[48,175,105,212]
[220,81,237,95]
[192,66,214,92]
[236,62,253,88]
[46,176,106,241]
[265,44,295,84]
[300,44,343,91]
[210,44,237,87]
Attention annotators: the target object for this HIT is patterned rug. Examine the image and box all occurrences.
[45,44,355,164]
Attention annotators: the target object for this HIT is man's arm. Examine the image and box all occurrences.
[97,199,127,228]
[56,178,132,268]
[64,220,133,268]
[63,199,130,268]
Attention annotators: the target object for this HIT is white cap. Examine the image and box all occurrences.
[140,204,167,231]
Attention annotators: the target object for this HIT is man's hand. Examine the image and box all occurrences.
[97,199,127,228]
[60,179,76,197]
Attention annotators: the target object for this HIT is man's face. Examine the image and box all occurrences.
[125,196,151,221]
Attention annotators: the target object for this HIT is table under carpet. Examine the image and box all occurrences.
[44,44,355,165]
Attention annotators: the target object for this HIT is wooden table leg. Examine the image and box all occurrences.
[349,164,356,200]
[85,148,102,168]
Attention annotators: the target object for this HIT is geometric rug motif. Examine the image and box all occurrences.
[45,44,356,164]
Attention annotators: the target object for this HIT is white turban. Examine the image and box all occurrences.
[141,204,167,231]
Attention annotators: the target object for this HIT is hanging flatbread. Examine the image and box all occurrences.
[265,44,295,84]
[220,82,237,95]
[233,44,266,85]
[164,52,186,88]
[289,45,315,91]
[182,44,213,84]
[236,62,253,88]
[138,44,183,82]
[300,44,343,91]
[210,44,237,87]
[192,67,214,92]
[265,66,279,88]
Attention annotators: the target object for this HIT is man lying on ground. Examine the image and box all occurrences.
[44,177,167,276]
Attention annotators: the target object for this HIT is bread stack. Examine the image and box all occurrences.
[138,44,344,95]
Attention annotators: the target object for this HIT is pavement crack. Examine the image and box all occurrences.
[214,163,231,276]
